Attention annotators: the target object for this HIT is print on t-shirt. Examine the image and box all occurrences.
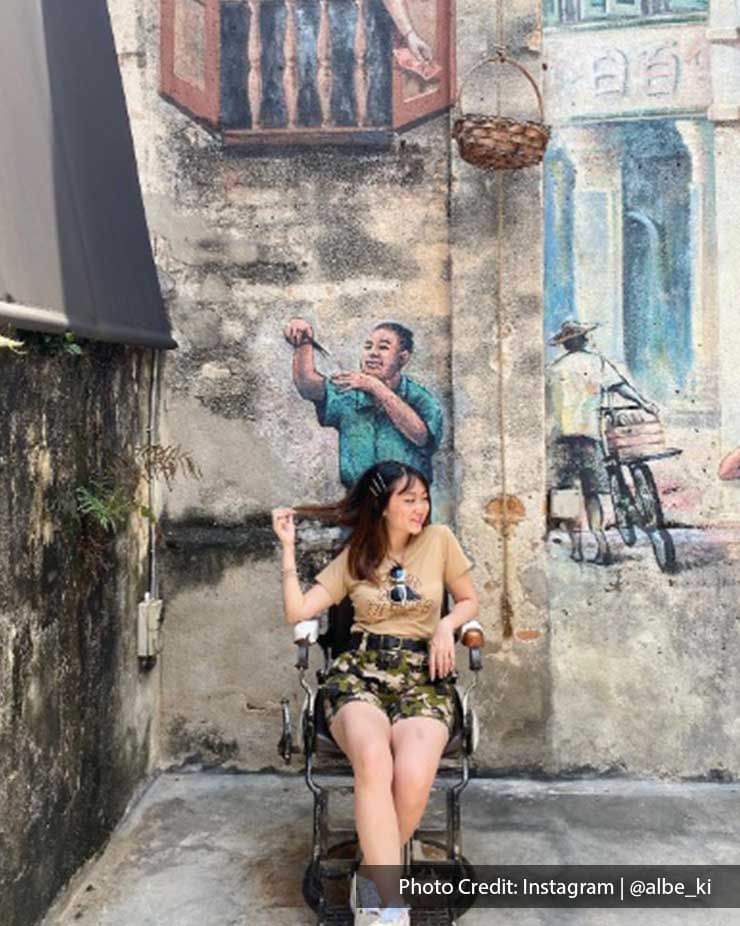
[365,566,433,623]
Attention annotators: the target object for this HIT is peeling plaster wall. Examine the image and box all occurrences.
[0,345,157,926]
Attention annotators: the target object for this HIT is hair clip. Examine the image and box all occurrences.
[368,472,387,498]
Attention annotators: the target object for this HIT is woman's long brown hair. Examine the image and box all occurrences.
[294,460,432,583]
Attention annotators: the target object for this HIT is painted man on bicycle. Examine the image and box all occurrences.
[546,319,658,565]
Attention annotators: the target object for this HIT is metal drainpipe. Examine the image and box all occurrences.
[147,347,161,598]
[138,347,163,670]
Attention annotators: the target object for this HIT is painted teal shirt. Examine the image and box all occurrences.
[316,375,443,488]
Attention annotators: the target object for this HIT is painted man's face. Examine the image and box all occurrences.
[361,328,409,382]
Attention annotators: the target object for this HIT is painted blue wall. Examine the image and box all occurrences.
[544,120,698,400]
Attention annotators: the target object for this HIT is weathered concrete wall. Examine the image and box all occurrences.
[0,343,158,926]
[109,0,740,781]
[110,0,457,770]
[450,0,550,772]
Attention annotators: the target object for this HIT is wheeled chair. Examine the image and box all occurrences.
[278,597,486,925]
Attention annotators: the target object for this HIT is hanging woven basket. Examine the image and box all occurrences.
[452,53,550,171]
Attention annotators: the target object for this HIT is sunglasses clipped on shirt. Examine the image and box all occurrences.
[389,564,421,604]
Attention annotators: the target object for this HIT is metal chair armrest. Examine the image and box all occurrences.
[278,619,321,763]
[293,618,320,670]
[460,619,485,672]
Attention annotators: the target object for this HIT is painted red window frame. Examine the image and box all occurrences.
[160,0,221,126]
[392,0,456,131]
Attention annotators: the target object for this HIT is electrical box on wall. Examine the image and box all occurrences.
[137,594,163,669]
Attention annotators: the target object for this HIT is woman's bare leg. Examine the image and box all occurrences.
[330,701,400,865]
[390,717,449,845]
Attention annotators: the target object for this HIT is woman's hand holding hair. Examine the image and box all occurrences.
[272,507,296,547]
[272,506,333,624]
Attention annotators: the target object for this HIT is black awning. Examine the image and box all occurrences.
[0,0,176,350]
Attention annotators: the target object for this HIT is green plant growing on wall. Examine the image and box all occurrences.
[75,444,201,536]
[135,443,202,490]
[20,330,84,356]
[75,480,151,534]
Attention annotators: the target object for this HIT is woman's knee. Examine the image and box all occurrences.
[392,756,435,799]
[333,711,394,782]
[350,737,394,783]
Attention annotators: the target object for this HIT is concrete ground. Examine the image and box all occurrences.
[43,772,739,926]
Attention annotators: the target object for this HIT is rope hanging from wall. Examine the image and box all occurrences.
[465,0,548,638]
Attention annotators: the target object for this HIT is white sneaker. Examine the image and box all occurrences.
[350,873,409,926]
[353,910,383,926]
[363,909,410,926]
[350,871,382,921]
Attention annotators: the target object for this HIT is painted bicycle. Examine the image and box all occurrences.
[600,389,682,573]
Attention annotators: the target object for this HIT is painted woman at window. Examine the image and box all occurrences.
[271,460,478,926]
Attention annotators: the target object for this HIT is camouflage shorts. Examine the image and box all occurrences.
[322,642,457,734]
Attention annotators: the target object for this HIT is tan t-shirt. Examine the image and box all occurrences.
[315,524,473,640]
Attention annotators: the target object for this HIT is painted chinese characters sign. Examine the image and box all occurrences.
[544,22,710,124]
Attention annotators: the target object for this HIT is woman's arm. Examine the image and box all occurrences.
[428,571,479,681]
[273,508,334,624]
[443,572,479,631]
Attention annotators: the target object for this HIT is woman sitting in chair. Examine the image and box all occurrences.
[272,460,479,926]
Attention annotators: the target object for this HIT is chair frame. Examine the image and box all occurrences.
[278,606,486,923]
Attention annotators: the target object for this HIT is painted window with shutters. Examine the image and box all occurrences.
[160,0,221,124]
[160,0,455,146]
[543,0,707,27]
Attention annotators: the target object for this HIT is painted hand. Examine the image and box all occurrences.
[271,507,296,546]
[329,372,378,394]
[405,29,433,63]
[719,447,740,481]
[428,617,455,681]
[283,318,314,348]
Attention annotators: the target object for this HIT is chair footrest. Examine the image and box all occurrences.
[413,829,455,846]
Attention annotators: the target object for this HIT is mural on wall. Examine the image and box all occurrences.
[544,0,708,28]
[546,320,658,565]
[282,317,443,488]
[160,0,456,145]
[545,113,716,572]
[719,448,740,483]
[545,120,700,403]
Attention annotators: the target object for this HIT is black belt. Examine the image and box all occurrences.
[348,631,428,654]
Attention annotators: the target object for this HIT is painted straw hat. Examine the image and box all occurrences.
[548,319,599,346]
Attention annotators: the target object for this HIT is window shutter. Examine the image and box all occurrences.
[391,0,455,132]
[160,0,221,126]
